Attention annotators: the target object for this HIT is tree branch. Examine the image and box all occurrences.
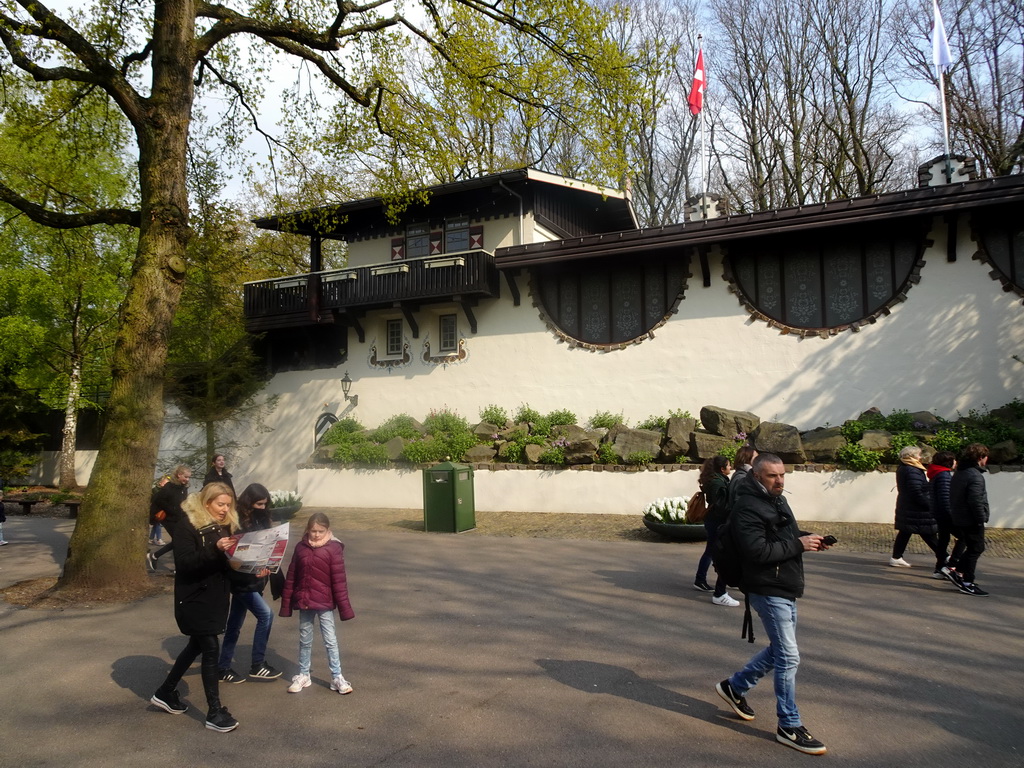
[0,181,140,229]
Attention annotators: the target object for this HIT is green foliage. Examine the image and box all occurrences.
[588,411,625,430]
[479,404,508,426]
[675,454,691,464]
[499,440,525,463]
[545,409,577,427]
[637,415,667,431]
[719,442,739,463]
[930,427,966,453]
[836,443,883,471]
[597,442,618,464]
[513,404,543,424]
[424,408,469,436]
[884,410,915,432]
[625,450,655,466]
[886,432,919,462]
[350,442,390,467]
[537,446,567,465]
[320,418,366,445]
[401,436,448,464]
[370,414,421,442]
[421,408,476,460]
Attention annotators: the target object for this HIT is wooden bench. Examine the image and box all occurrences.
[15,500,40,515]
[64,500,82,519]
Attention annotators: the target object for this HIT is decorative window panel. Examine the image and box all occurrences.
[386,319,403,356]
[445,217,470,252]
[406,224,429,259]
[532,256,688,347]
[469,225,484,250]
[730,226,921,331]
[972,208,1024,296]
[391,237,405,261]
[439,314,458,352]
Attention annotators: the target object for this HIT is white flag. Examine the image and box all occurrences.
[932,0,953,74]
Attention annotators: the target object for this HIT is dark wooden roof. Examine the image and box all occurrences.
[495,174,1024,269]
[252,168,637,240]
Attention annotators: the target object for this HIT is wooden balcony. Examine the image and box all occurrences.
[244,250,500,332]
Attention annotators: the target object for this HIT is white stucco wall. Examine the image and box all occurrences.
[297,465,1024,528]
[210,212,1023,494]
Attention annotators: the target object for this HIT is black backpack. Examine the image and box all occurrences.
[714,514,755,643]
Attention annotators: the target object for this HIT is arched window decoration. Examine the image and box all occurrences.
[728,225,925,334]
[971,206,1024,300]
[531,256,689,349]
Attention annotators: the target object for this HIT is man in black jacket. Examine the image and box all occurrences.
[948,443,990,596]
[714,453,830,755]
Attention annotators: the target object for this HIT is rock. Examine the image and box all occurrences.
[751,422,806,463]
[660,416,697,461]
[605,422,630,444]
[464,444,497,462]
[800,427,846,463]
[908,411,940,429]
[699,406,760,438]
[690,432,734,461]
[553,424,601,464]
[989,439,1019,464]
[524,443,546,464]
[611,427,663,462]
[383,436,408,462]
[857,407,882,421]
[858,430,891,452]
[313,445,336,461]
[473,422,500,438]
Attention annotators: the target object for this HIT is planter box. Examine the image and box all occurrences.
[643,519,707,541]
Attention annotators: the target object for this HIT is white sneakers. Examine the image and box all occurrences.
[712,593,740,607]
[331,676,353,695]
[287,674,311,693]
[889,557,912,568]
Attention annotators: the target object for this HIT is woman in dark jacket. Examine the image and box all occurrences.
[694,456,740,606]
[150,482,241,733]
[927,451,962,580]
[217,483,280,683]
[148,465,191,571]
[948,443,991,595]
[889,445,944,569]
[203,454,234,494]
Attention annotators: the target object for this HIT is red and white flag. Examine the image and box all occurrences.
[688,49,706,115]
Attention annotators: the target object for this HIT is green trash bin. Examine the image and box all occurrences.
[422,461,476,532]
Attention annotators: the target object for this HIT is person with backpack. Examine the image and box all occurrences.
[692,456,740,606]
[713,453,833,756]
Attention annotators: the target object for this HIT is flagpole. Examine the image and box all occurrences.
[697,34,706,217]
[938,70,953,183]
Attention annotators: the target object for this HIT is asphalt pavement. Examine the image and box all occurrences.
[1,515,1022,767]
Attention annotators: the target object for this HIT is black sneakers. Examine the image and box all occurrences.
[249,662,282,680]
[219,668,246,684]
[715,679,755,720]
[776,724,827,755]
[150,688,188,715]
[693,580,713,592]
[205,706,239,733]
[957,582,989,596]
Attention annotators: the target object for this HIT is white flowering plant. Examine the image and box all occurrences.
[269,490,303,508]
[642,496,692,524]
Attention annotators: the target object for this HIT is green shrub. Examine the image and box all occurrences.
[499,440,524,463]
[625,450,655,466]
[719,442,739,463]
[884,409,915,432]
[350,442,391,467]
[370,414,421,443]
[836,443,883,471]
[538,446,567,465]
[513,404,542,424]
[886,431,919,462]
[637,415,667,431]
[479,404,508,426]
[589,410,625,430]
[930,426,966,453]
[424,408,469,436]
[545,408,577,427]
[320,418,365,445]
[675,454,691,464]
[402,437,447,463]
[597,442,618,464]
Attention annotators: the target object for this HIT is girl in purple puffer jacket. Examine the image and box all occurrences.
[279,512,355,694]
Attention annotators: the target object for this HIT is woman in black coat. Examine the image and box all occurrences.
[889,445,945,570]
[203,454,234,495]
[150,482,241,733]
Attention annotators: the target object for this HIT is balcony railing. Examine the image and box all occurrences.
[244,250,500,330]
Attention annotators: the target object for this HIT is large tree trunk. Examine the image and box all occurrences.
[58,353,82,491]
[57,1,196,597]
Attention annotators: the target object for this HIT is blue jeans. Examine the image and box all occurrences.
[218,591,274,669]
[729,593,802,728]
[298,609,342,678]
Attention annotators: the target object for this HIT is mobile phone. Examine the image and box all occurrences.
[821,535,837,546]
